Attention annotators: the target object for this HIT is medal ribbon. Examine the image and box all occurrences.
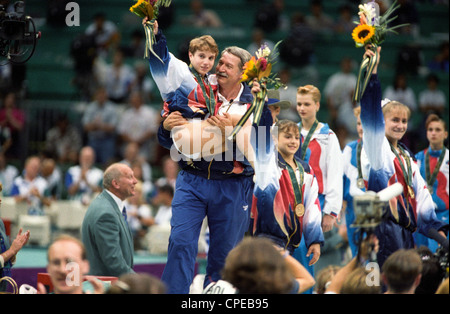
[299,120,319,160]
[189,65,216,116]
[228,82,267,140]
[285,160,305,208]
[390,143,414,198]
[425,148,446,192]
[356,139,364,184]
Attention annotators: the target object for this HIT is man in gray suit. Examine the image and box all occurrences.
[81,163,137,277]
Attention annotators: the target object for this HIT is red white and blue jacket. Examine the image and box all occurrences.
[251,138,324,253]
[360,74,447,237]
[294,123,343,218]
[415,147,449,215]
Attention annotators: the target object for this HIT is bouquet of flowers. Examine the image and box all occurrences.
[129,0,171,61]
[351,0,408,103]
[228,42,284,140]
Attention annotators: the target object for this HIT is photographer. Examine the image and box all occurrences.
[325,234,381,294]
[359,46,448,268]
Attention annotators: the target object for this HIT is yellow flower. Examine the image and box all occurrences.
[352,24,375,46]
[130,0,154,19]
[241,57,258,82]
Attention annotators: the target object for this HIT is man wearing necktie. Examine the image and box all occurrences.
[81,163,137,277]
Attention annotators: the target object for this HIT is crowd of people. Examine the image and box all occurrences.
[0,0,449,295]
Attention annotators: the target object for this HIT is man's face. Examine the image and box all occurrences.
[115,166,138,199]
[215,52,243,88]
[47,240,89,294]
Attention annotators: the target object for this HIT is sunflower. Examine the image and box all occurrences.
[352,24,376,47]
[130,0,155,19]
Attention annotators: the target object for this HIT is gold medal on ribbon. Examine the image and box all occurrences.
[428,186,434,194]
[295,204,305,217]
[357,178,365,189]
[407,186,415,199]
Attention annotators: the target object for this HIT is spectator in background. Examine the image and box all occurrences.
[0,119,11,155]
[246,28,275,59]
[383,73,417,112]
[121,29,146,59]
[392,0,420,37]
[85,12,120,59]
[0,152,18,196]
[305,0,334,35]
[277,68,301,123]
[0,62,12,97]
[0,92,25,159]
[120,142,152,183]
[280,12,315,68]
[129,160,155,204]
[82,86,119,165]
[428,41,449,73]
[129,60,155,104]
[103,49,135,104]
[65,146,103,205]
[71,32,98,102]
[44,113,82,165]
[117,91,159,160]
[150,184,174,227]
[334,4,355,34]
[10,156,51,215]
[40,156,63,200]
[123,181,154,250]
[323,57,357,139]
[154,156,178,190]
[181,0,223,28]
[419,74,446,116]
[254,0,289,33]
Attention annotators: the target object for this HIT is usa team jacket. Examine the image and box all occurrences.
[294,123,343,218]
[360,74,447,237]
[415,147,449,214]
[251,136,324,253]
[148,30,216,119]
[152,32,273,180]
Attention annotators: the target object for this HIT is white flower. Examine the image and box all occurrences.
[358,3,377,26]
[255,44,271,59]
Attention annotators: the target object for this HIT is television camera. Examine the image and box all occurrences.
[351,183,448,268]
[0,1,40,65]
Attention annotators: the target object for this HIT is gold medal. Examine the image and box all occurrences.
[357,178,365,189]
[428,186,434,194]
[407,186,415,199]
[295,204,305,217]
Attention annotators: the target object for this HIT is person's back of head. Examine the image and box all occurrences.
[222,237,294,294]
[315,265,341,294]
[382,249,423,294]
[340,267,381,294]
[415,246,445,294]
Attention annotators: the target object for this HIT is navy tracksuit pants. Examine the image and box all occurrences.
[161,170,253,293]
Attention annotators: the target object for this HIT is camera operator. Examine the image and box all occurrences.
[358,45,448,269]
[325,234,381,294]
